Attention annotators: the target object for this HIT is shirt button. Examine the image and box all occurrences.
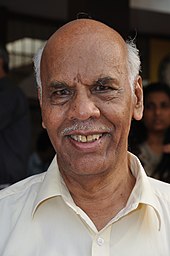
[97,237,104,246]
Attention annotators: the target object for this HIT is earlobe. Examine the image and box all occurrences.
[42,121,46,129]
[133,76,143,120]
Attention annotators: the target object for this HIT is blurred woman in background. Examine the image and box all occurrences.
[129,82,170,183]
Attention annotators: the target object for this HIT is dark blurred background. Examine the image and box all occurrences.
[0,0,170,152]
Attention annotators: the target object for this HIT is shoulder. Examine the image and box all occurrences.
[149,177,170,205]
[0,172,46,202]
[0,173,46,227]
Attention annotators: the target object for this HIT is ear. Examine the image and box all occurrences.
[132,75,143,121]
[42,121,46,129]
[37,87,46,129]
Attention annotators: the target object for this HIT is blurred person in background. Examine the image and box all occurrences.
[0,45,31,188]
[158,54,170,87]
[27,130,55,176]
[129,82,170,183]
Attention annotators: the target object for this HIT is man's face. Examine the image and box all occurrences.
[40,26,142,177]
[144,91,170,132]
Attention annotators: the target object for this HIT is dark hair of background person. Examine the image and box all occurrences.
[158,54,170,85]
[128,82,170,183]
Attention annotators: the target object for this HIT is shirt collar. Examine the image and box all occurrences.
[32,155,73,217]
[128,152,161,230]
[32,152,162,230]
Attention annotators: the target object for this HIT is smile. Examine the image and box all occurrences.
[70,134,103,143]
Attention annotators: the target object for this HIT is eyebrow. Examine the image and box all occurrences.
[95,76,119,85]
[48,81,68,88]
[48,77,118,88]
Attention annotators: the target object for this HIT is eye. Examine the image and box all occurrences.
[94,84,112,92]
[91,77,119,96]
[53,88,71,96]
[145,104,155,111]
[161,102,170,109]
[48,84,73,105]
[92,82,115,94]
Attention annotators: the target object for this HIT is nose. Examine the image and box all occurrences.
[154,106,161,115]
[67,90,100,121]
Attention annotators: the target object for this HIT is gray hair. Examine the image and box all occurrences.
[126,39,141,91]
[33,39,141,93]
[33,46,45,91]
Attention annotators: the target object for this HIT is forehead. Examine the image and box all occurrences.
[145,91,170,102]
[41,21,128,84]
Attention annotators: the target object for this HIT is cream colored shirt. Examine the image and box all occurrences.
[0,152,170,255]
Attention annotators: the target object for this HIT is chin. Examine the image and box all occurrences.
[62,155,109,177]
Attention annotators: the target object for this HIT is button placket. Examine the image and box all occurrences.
[97,237,104,246]
[91,226,111,256]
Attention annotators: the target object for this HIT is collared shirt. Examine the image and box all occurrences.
[0,152,170,255]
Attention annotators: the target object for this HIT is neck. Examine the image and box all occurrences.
[60,158,135,231]
[147,131,165,154]
[147,131,165,144]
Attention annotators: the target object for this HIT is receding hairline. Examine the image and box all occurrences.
[34,19,140,92]
[42,18,126,59]
[49,18,124,40]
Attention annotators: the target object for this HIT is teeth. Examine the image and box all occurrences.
[70,134,102,143]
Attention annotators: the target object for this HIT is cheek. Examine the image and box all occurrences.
[41,108,64,152]
[41,104,63,132]
[165,111,170,118]
[143,110,152,120]
[143,117,151,127]
[101,101,132,132]
[164,112,170,125]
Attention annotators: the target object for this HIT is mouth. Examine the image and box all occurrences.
[69,134,103,143]
[153,120,164,125]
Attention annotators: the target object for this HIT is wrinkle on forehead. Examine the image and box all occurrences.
[73,73,82,84]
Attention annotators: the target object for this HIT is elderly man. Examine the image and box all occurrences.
[0,18,170,255]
